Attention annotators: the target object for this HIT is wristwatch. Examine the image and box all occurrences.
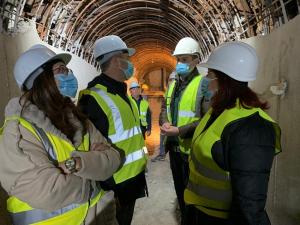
[65,158,77,173]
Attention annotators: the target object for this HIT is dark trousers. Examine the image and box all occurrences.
[116,199,136,225]
[185,205,230,225]
[169,149,190,225]
[141,126,146,139]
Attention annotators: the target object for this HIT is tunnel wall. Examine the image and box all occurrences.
[244,15,300,224]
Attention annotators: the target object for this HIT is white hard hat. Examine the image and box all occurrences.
[173,37,201,56]
[196,65,208,76]
[94,35,135,64]
[14,44,71,90]
[129,81,140,89]
[200,41,258,82]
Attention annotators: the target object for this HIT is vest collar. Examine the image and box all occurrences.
[5,97,83,147]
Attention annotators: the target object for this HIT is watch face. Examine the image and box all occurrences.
[65,158,76,172]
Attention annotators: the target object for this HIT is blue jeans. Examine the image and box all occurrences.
[159,133,165,156]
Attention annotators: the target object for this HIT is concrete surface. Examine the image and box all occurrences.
[132,155,179,225]
[244,15,300,224]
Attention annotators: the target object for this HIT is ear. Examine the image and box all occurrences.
[194,56,200,64]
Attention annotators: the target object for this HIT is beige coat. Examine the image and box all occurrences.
[0,97,121,225]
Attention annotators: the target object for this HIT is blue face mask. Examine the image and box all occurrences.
[201,76,216,99]
[176,62,192,77]
[120,60,134,80]
[55,72,78,98]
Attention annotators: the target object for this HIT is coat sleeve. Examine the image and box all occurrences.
[159,98,169,126]
[178,120,200,139]
[227,115,277,225]
[0,121,91,211]
[71,122,122,181]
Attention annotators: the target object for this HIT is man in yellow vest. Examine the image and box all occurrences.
[160,37,209,225]
[129,81,152,139]
[79,35,148,225]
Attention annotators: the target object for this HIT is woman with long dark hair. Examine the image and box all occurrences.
[0,45,121,225]
[184,42,281,225]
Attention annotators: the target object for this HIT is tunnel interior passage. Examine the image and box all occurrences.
[1,0,299,86]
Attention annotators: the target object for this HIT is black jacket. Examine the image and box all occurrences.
[78,74,147,204]
[211,112,280,225]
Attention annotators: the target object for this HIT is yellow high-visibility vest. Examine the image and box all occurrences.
[139,99,149,127]
[1,116,103,225]
[184,104,281,219]
[165,75,203,154]
[80,84,147,184]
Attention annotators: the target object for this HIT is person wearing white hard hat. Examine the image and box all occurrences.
[160,37,209,225]
[184,41,282,225]
[129,81,152,139]
[0,44,122,225]
[152,71,178,163]
[79,35,148,225]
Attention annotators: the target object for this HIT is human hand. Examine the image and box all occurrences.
[161,125,179,136]
[161,122,171,130]
[146,130,151,136]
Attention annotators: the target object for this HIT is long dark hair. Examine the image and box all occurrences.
[20,63,88,141]
[211,69,269,117]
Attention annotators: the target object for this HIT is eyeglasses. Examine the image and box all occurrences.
[52,65,69,74]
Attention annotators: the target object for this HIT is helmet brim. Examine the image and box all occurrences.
[49,53,72,65]
[127,48,135,56]
[199,62,256,82]
[129,86,140,89]
[199,62,212,69]
[172,52,199,57]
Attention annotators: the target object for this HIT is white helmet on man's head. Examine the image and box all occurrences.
[94,35,135,65]
[200,41,258,82]
[14,44,71,90]
[173,37,201,56]
[129,81,140,89]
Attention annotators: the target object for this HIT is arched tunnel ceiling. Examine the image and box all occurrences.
[1,0,299,80]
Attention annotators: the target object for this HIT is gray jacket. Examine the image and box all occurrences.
[0,97,121,225]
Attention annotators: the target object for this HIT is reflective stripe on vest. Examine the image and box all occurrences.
[3,117,101,225]
[190,151,230,182]
[185,102,282,219]
[80,85,147,184]
[9,201,83,225]
[131,97,149,127]
[90,87,142,143]
[123,148,145,165]
[178,110,196,118]
[166,75,203,154]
